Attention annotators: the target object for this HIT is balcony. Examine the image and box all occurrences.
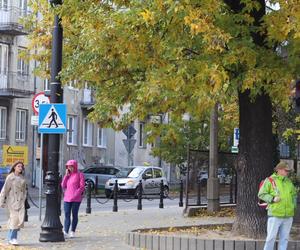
[0,7,29,35]
[0,72,34,98]
[80,88,95,108]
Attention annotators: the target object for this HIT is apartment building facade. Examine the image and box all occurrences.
[0,0,35,180]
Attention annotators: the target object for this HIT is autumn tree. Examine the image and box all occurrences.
[26,0,299,238]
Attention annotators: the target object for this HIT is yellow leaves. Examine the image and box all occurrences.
[140,9,155,25]
[184,10,211,35]
[208,64,229,93]
[184,8,231,52]
[155,0,164,11]
[139,222,235,239]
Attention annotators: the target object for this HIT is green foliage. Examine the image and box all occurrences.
[24,0,300,165]
[289,172,300,193]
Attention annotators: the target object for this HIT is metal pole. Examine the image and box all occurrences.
[127,127,130,166]
[207,103,220,212]
[137,180,142,210]
[86,182,91,214]
[39,134,44,221]
[113,180,118,212]
[39,0,64,242]
[159,180,164,209]
[184,143,190,211]
[197,180,201,206]
[32,126,36,187]
[179,179,183,207]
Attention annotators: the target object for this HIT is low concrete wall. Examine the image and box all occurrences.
[126,232,300,250]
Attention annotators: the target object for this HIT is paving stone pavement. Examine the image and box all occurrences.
[0,206,233,250]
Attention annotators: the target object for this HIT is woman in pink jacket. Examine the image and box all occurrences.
[61,159,85,238]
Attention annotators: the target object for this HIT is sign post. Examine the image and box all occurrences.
[122,124,136,166]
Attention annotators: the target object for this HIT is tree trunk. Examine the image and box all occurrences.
[223,0,276,238]
[232,90,274,238]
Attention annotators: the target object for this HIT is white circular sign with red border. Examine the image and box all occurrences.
[32,92,50,115]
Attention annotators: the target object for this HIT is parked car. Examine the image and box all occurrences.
[198,168,233,185]
[105,166,169,198]
[81,165,121,190]
[198,171,208,186]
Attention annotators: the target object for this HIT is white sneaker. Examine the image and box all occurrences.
[63,231,69,238]
[69,231,75,238]
[9,239,18,245]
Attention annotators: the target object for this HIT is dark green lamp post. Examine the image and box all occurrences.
[39,0,64,242]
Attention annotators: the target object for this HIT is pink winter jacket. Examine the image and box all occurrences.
[61,160,85,202]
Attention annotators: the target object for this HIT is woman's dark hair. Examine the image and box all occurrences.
[9,161,25,174]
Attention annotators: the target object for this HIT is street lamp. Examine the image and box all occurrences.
[39,0,64,242]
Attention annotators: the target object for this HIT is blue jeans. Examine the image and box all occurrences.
[7,229,19,241]
[264,216,293,250]
[64,201,81,233]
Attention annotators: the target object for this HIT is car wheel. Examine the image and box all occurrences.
[105,189,112,198]
[85,180,94,191]
[134,187,143,199]
[200,179,207,187]
[163,186,169,198]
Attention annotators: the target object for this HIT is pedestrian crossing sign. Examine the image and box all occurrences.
[38,104,67,134]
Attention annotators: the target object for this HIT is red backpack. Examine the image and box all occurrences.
[258,177,276,209]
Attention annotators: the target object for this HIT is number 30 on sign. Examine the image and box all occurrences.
[32,92,50,115]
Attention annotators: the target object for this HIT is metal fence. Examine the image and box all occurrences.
[186,149,237,206]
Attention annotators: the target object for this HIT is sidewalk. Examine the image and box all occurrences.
[0,206,234,250]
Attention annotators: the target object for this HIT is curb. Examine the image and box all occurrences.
[126,230,300,250]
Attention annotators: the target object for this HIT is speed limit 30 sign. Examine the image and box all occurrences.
[32,92,50,115]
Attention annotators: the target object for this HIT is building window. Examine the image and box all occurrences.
[139,122,146,148]
[44,79,49,91]
[83,118,93,146]
[0,0,8,9]
[0,44,8,75]
[16,109,27,141]
[17,49,29,76]
[0,107,7,139]
[97,127,106,148]
[68,79,78,89]
[19,0,27,14]
[67,115,77,145]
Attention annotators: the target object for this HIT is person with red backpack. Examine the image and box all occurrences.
[258,162,297,250]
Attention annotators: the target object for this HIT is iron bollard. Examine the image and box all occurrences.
[197,180,201,206]
[113,180,118,212]
[159,180,164,209]
[95,176,98,194]
[137,180,142,210]
[179,179,183,207]
[86,182,91,214]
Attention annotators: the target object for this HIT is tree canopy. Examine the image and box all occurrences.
[26,0,300,237]
[26,0,295,126]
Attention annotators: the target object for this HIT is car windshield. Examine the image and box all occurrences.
[127,167,144,178]
[116,168,134,178]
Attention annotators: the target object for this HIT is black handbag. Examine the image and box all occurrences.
[25,198,30,209]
